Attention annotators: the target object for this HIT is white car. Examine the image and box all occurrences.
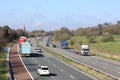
[37,66,50,76]
[35,46,39,50]
[36,48,42,52]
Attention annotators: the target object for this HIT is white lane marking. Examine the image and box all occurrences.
[77,56,79,58]
[118,72,120,73]
[60,69,64,72]
[48,60,50,63]
[103,66,106,69]
[70,75,74,79]
[53,64,56,67]
[32,58,34,60]
[93,62,95,65]
[94,60,98,62]
[35,60,37,63]
[87,57,90,59]
[105,63,109,65]
[51,76,54,78]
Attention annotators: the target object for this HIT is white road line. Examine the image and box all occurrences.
[48,60,50,63]
[60,69,64,72]
[93,62,95,65]
[35,60,37,63]
[105,63,109,65]
[51,76,54,78]
[94,60,98,62]
[103,66,106,69]
[87,57,90,59]
[70,75,74,79]
[53,64,56,67]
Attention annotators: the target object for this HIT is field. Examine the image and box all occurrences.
[69,35,120,61]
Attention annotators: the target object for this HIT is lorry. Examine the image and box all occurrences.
[60,41,68,49]
[80,45,89,56]
[19,42,31,56]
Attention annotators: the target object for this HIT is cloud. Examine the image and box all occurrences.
[32,22,42,27]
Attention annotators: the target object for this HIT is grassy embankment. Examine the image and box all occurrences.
[69,35,120,61]
[0,51,8,80]
[0,43,13,80]
[36,41,116,80]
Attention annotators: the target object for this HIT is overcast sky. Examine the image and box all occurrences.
[0,0,120,31]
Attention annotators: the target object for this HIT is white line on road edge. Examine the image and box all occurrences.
[17,44,34,80]
[70,75,74,79]
[7,47,12,80]
[60,69,63,72]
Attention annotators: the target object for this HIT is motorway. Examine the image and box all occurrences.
[21,38,95,80]
[39,38,120,80]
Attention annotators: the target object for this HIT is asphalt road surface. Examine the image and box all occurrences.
[39,37,120,80]
[21,38,95,80]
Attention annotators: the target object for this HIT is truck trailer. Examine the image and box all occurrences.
[19,42,31,56]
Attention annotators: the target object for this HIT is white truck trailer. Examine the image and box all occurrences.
[19,42,31,56]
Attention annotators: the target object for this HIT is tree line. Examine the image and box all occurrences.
[0,25,28,52]
[53,22,120,43]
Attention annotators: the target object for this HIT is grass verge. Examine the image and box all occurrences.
[0,52,8,80]
[36,41,116,80]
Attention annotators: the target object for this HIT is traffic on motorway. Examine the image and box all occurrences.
[21,38,96,80]
[39,37,120,80]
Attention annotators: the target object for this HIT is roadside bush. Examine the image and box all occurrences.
[101,34,114,42]
[78,41,83,45]
[87,37,96,43]
[69,39,75,45]
[0,40,7,51]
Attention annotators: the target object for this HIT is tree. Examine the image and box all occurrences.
[117,21,120,24]
[54,27,71,41]
[101,33,114,42]
[97,24,103,35]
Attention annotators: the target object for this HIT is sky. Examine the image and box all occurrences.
[0,0,120,31]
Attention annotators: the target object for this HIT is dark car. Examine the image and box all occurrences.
[52,44,56,48]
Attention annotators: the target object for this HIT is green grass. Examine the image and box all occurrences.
[69,36,88,44]
[0,43,13,80]
[69,35,120,61]
[0,53,8,80]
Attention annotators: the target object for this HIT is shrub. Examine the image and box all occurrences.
[101,34,114,42]
[79,41,83,45]
[69,39,75,45]
[87,37,96,43]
